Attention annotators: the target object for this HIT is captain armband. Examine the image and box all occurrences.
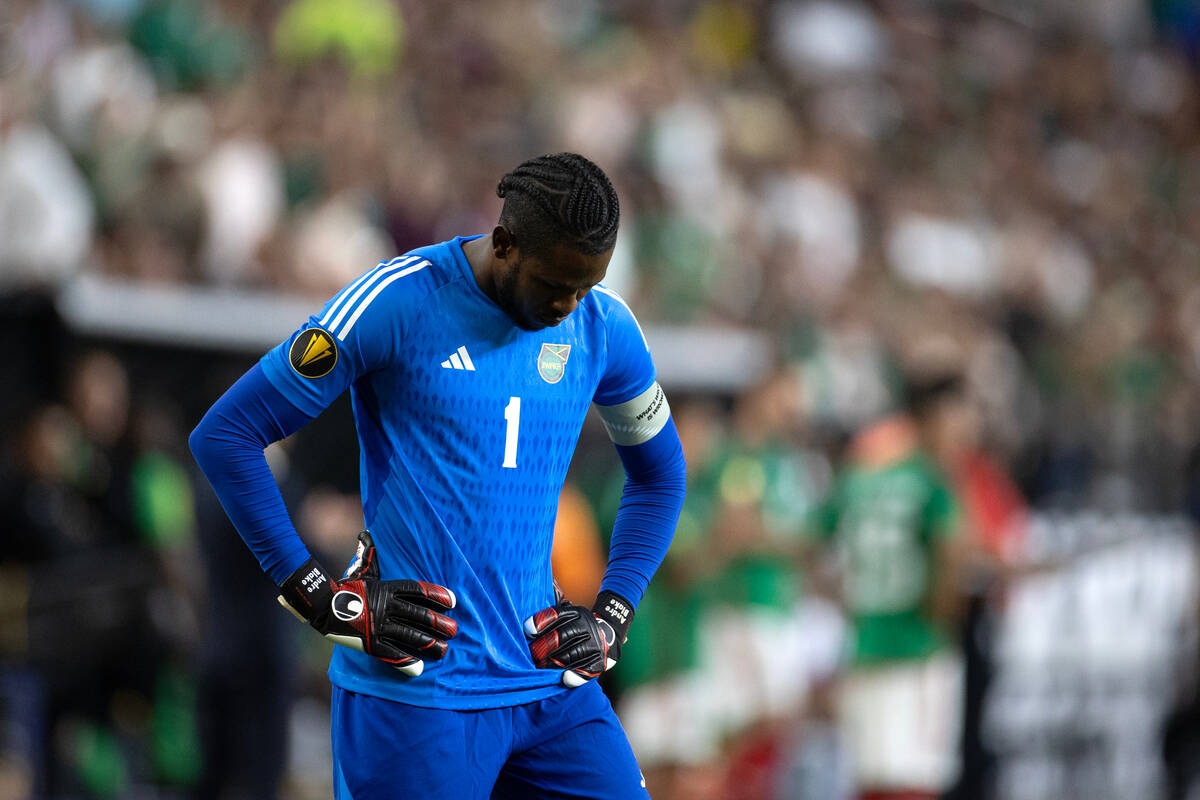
[595,382,671,446]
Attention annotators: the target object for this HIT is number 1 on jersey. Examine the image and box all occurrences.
[502,396,521,469]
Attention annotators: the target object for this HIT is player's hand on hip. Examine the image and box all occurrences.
[524,591,633,688]
[277,531,457,677]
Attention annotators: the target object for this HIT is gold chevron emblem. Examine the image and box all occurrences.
[299,332,333,367]
[289,328,338,378]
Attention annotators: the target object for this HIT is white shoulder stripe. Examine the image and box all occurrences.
[336,259,429,340]
[593,285,648,350]
[325,255,422,334]
[318,267,376,327]
[319,257,412,331]
[319,256,422,331]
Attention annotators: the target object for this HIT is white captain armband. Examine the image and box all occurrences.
[596,382,670,446]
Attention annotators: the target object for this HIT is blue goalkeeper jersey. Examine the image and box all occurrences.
[259,235,656,709]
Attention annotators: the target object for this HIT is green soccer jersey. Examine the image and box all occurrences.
[811,452,959,665]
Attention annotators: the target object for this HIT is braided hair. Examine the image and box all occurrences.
[496,153,620,256]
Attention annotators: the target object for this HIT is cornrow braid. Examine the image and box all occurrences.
[496,153,620,256]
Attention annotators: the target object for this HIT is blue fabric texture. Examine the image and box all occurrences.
[331,681,647,800]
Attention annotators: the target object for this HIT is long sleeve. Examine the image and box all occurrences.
[189,363,316,584]
[599,417,687,607]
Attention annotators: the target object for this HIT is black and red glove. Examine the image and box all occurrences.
[277,531,457,677]
[524,590,634,688]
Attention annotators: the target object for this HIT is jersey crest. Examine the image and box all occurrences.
[537,343,571,384]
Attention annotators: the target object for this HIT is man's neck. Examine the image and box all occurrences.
[461,234,497,302]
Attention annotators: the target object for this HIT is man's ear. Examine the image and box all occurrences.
[492,225,516,260]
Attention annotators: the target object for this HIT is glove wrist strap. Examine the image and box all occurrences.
[279,557,335,626]
[593,590,634,644]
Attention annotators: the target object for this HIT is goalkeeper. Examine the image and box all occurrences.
[190,153,686,798]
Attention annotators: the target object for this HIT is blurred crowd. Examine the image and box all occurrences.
[3,0,1200,508]
[3,0,1200,797]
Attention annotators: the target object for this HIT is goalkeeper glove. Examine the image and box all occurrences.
[524,590,633,688]
[277,531,457,677]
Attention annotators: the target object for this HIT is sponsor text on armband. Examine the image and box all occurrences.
[596,382,670,446]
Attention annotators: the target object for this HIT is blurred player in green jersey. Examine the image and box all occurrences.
[810,374,968,800]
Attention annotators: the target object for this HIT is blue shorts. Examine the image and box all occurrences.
[331,680,649,799]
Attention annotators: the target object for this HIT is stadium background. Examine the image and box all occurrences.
[2,0,1200,798]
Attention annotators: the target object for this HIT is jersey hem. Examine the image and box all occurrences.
[327,666,567,711]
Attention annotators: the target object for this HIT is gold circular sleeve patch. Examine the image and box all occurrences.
[289,328,338,378]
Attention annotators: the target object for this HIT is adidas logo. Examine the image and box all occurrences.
[440,346,476,371]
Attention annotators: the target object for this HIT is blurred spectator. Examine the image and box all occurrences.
[759,170,862,308]
[195,134,284,285]
[904,370,1030,800]
[0,122,93,287]
[128,0,250,91]
[692,371,825,738]
[288,191,394,297]
[808,386,967,800]
[272,0,404,79]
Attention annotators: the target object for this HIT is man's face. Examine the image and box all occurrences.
[495,240,613,331]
